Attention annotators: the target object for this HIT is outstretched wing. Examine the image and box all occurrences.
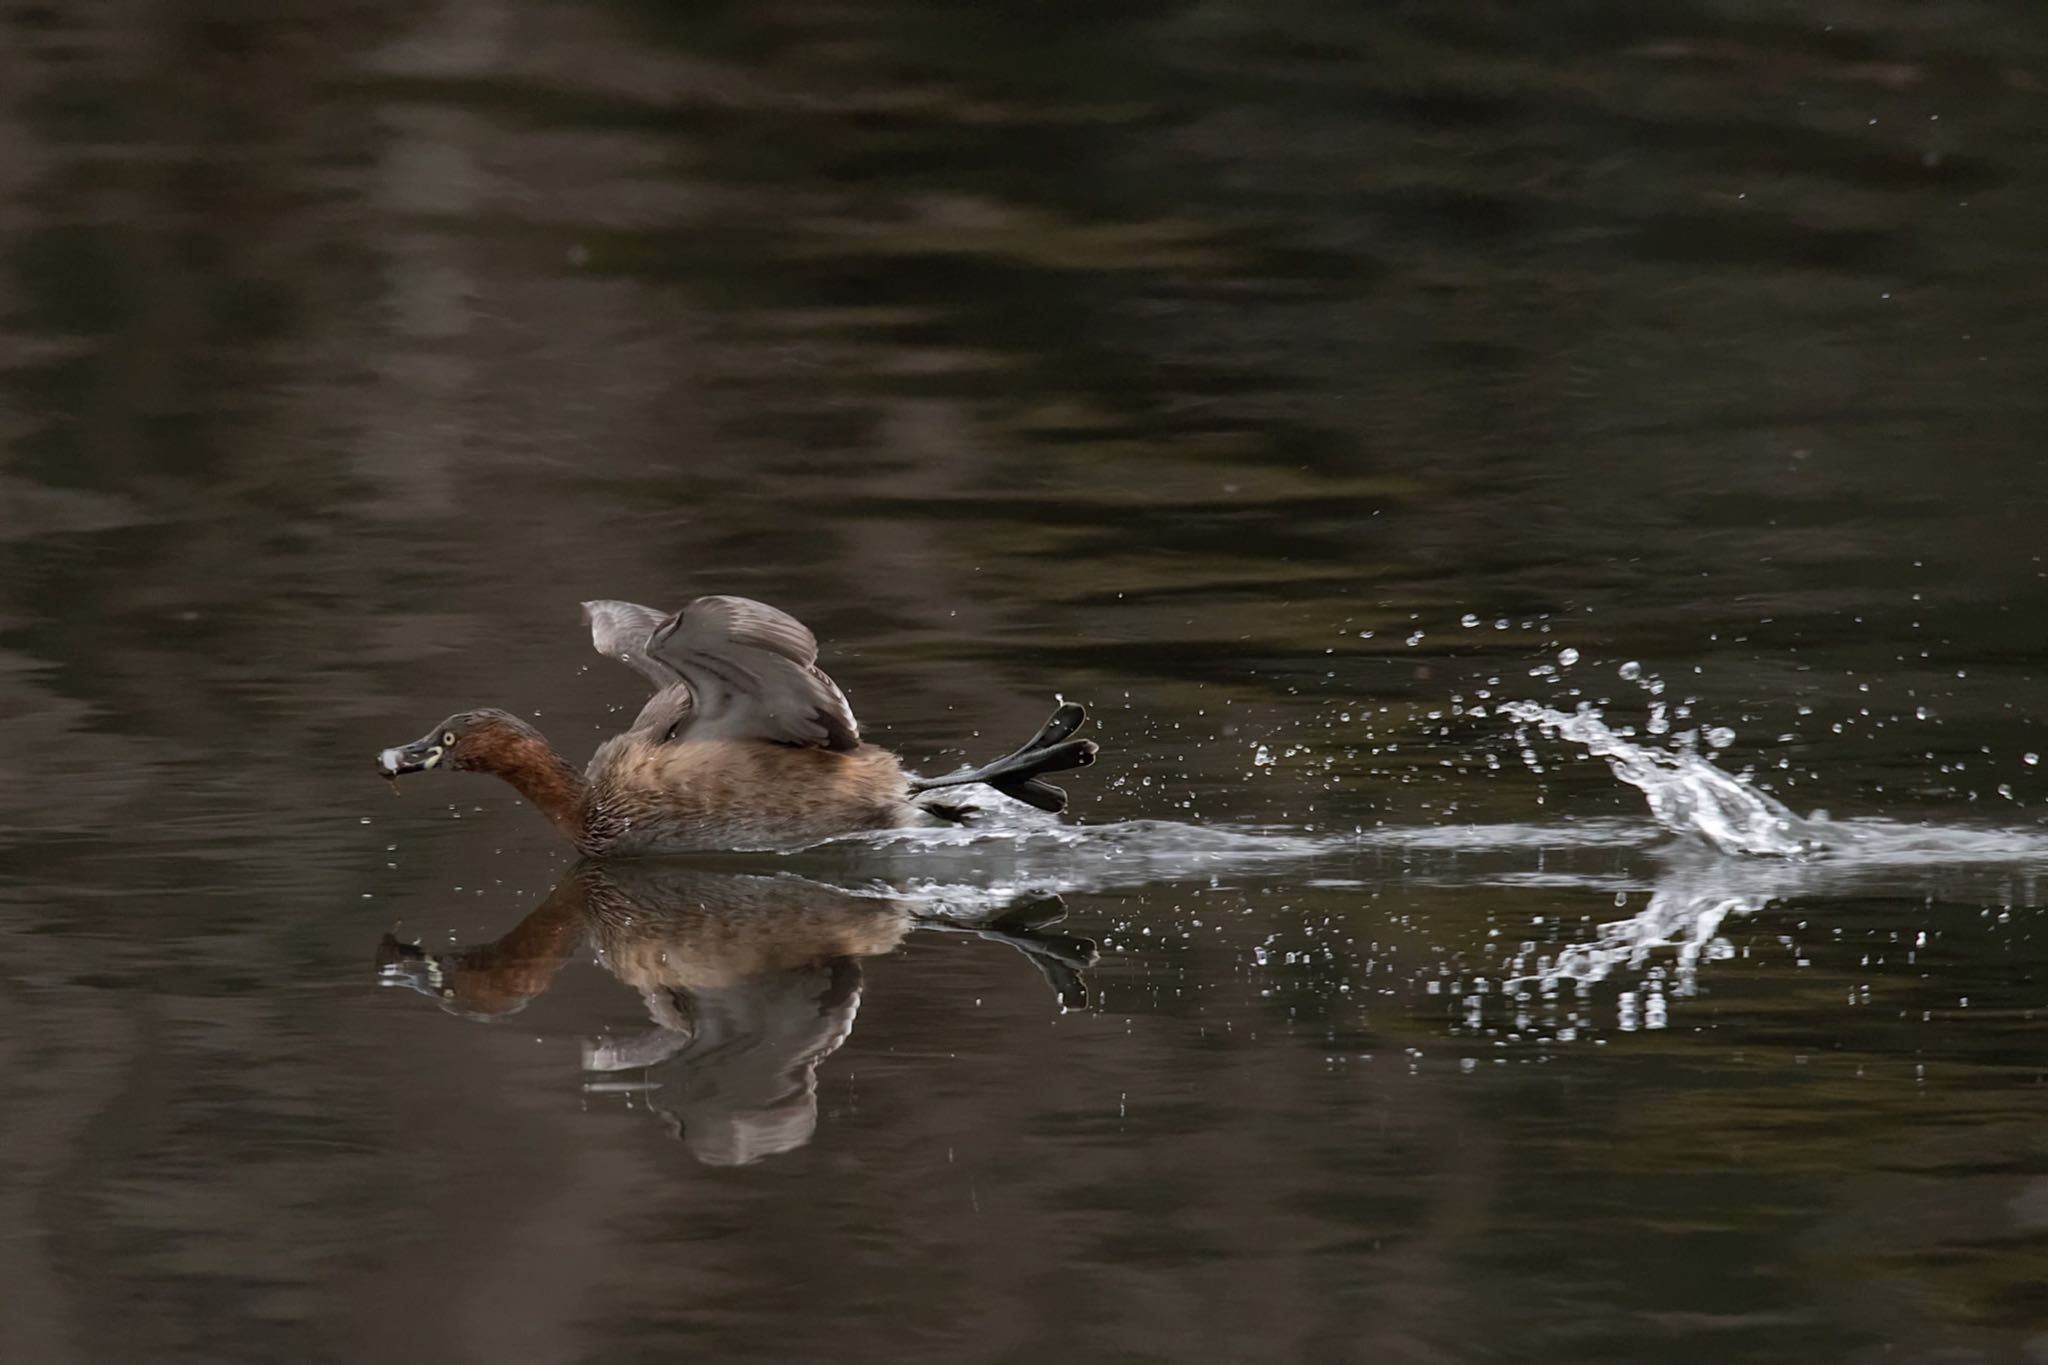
[582,599,682,689]
[645,595,861,751]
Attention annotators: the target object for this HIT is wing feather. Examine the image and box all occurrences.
[646,596,861,750]
[581,600,682,689]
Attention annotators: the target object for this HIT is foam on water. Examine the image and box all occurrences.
[832,813,1340,899]
[1345,819,1654,851]
[842,806,1667,895]
[1793,817,2048,867]
[853,806,1329,859]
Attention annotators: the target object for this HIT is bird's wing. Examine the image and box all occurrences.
[581,599,683,690]
[644,595,860,750]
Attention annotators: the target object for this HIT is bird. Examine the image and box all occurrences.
[375,595,1098,855]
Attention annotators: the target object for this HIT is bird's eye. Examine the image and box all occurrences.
[441,731,457,746]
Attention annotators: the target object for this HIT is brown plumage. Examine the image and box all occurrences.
[582,736,915,854]
[375,594,1099,855]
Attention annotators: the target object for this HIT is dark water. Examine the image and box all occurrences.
[5,1,2048,1360]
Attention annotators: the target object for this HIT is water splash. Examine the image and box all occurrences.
[1501,854,1765,1001]
[1500,701,1821,858]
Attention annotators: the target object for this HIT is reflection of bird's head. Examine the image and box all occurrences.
[374,933,558,1019]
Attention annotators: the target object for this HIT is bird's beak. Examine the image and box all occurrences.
[377,733,445,780]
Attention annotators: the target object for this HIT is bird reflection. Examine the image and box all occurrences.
[375,862,1095,1164]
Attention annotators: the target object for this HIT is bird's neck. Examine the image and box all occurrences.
[444,874,590,1011]
[469,727,588,842]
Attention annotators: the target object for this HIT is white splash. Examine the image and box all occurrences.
[1500,701,1821,858]
[1502,854,1770,999]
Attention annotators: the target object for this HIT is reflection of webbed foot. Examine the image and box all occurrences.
[975,894,1098,973]
[919,893,1098,1010]
[985,892,1069,933]
[1014,953,1090,1012]
[974,926,1098,975]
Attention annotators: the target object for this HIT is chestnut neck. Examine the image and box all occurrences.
[465,724,587,842]
[449,874,590,1011]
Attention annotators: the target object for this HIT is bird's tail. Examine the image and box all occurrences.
[907,702,1098,813]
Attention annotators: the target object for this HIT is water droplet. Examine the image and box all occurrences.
[1557,647,1580,666]
[1618,661,1643,681]
[1460,614,1480,628]
[1706,726,1736,750]
[2026,753,2040,766]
